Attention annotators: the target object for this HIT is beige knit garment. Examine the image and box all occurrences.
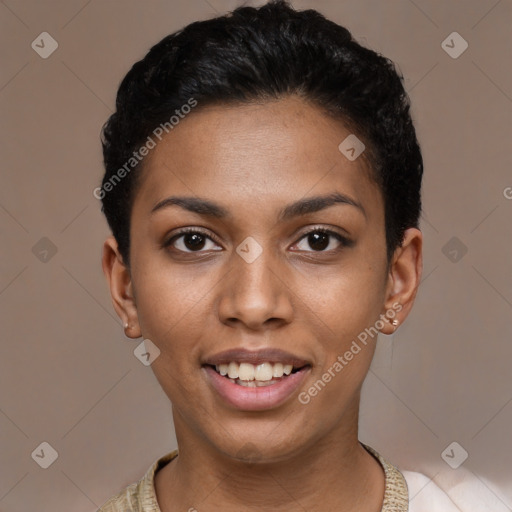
[98,444,409,511]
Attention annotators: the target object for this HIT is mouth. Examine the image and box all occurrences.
[201,349,312,411]
[204,361,309,387]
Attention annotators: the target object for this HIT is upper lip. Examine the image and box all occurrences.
[203,348,311,368]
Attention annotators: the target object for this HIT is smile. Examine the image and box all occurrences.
[203,361,311,410]
[215,361,297,383]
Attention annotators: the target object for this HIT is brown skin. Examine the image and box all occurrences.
[102,96,422,511]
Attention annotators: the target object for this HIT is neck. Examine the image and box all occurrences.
[155,401,385,512]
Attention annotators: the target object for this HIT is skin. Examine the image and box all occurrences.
[102,95,422,512]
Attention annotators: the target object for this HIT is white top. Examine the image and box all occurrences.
[403,468,511,512]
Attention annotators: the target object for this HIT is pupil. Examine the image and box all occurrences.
[309,232,328,251]
[185,233,205,251]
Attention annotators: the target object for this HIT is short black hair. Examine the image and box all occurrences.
[99,0,423,267]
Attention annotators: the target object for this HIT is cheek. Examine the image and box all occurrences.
[298,259,386,342]
[130,261,208,375]
[133,268,208,406]
[295,267,385,415]
[295,271,382,419]
[132,243,210,331]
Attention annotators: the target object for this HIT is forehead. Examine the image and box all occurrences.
[133,96,382,221]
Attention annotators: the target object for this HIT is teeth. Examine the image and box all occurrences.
[254,363,273,381]
[236,378,275,387]
[272,363,283,377]
[238,363,255,381]
[214,361,301,381]
[228,361,239,379]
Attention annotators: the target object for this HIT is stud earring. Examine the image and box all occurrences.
[124,322,129,329]
[391,319,399,327]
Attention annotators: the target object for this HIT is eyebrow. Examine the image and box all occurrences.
[279,192,366,221]
[150,192,366,220]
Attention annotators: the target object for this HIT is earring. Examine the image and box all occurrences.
[124,322,129,329]
[391,319,399,327]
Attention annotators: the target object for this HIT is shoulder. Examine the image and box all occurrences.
[401,470,461,512]
[97,450,179,512]
[402,468,511,512]
[97,480,140,512]
[363,443,508,512]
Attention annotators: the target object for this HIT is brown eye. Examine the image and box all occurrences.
[293,228,352,253]
[181,232,207,251]
[164,229,222,253]
[306,231,330,251]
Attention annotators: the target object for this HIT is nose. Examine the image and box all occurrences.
[217,242,294,331]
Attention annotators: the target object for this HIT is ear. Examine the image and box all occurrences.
[380,228,423,335]
[102,236,142,339]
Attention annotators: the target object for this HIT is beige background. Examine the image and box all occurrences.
[1,0,511,510]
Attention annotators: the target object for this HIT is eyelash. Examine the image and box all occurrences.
[163,226,353,254]
[299,227,353,251]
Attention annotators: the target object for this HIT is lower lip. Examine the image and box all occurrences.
[203,365,311,411]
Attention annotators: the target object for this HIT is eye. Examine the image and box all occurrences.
[164,226,353,255]
[164,228,222,253]
[292,228,352,253]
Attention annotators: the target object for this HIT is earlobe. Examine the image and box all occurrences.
[380,228,423,335]
[101,236,142,339]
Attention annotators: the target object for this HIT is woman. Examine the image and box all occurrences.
[97,1,458,510]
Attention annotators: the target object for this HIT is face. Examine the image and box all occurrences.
[104,95,421,463]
